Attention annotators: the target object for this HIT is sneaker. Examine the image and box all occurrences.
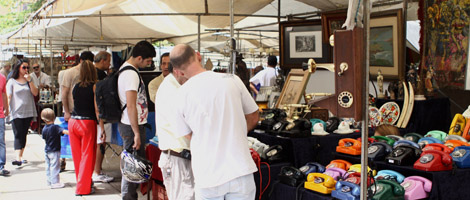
[21,160,28,164]
[92,173,114,183]
[11,160,22,166]
[51,182,65,189]
[0,169,10,176]
[75,187,95,196]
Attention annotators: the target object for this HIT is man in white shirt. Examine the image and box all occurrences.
[117,40,155,200]
[249,56,278,94]
[148,52,170,103]
[155,62,194,200]
[30,63,51,89]
[170,44,259,200]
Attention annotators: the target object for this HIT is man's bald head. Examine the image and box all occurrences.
[170,44,196,70]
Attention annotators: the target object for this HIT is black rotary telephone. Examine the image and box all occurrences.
[278,166,305,187]
[326,117,341,132]
[259,109,287,131]
[277,118,312,138]
[261,145,284,163]
[368,142,393,161]
[385,144,422,166]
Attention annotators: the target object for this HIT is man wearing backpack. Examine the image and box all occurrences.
[117,40,155,200]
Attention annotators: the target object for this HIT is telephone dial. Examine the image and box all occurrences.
[422,143,452,154]
[445,139,469,151]
[331,181,360,200]
[278,166,305,187]
[348,164,377,176]
[404,133,423,143]
[327,159,352,170]
[417,137,443,149]
[400,176,432,200]
[336,138,362,155]
[451,146,470,168]
[444,134,468,142]
[368,142,393,161]
[326,117,341,132]
[259,109,287,130]
[424,130,447,142]
[371,136,395,146]
[385,143,422,166]
[261,145,283,163]
[393,140,421,150]
[357,137,377,146]
[414,149,453,171]
[375,170,405,183]
[299,162,325,177]
[386,135,405,142]
[449,113,466,136]
[324,167,347,181]
[370,179,405,200]
[304,173,336,194]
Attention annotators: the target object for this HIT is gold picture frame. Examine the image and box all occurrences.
[275,69,311,108]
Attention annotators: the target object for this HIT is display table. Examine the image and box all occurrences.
[254,162,291,200]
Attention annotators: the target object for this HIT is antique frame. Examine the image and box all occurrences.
[321,10,347,43]
[280,20,332,69]
[369,9,404,80]
[275,69,311,108]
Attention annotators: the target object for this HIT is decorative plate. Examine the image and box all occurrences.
[378,102,400,125]
[368,107,381,127]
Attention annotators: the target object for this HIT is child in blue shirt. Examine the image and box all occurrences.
[41,108,68,189]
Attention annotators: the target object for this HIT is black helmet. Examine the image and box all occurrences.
[120,149,153,183]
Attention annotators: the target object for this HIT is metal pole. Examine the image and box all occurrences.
[361,0,370,199]
[198,15,201,53]
[229,0,236,75]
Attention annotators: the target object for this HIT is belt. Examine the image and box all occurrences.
[163,149,191,160]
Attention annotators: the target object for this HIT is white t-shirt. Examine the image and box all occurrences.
[30,72,51,87]
[118,62,148,125]
[249,66,277,87]
[174,71,259,188]
[155,73,190,152]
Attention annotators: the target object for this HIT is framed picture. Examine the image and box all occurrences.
[275,69,311,108]
[321,10,347,43]
[369,9,404,80]
[280,20,332,69]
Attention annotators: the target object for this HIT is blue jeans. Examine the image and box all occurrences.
[0,118,5,170]
[45,151,61,185]
[195,174,256,200]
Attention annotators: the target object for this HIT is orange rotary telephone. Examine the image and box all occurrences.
[463,118,470,140]
[326,159,352,170]
[444,140,469,151]
[304,173,336,194]
[422,143,453,154]
[449,114,466,136]
[414,150,453,171]
[336,138,362,155]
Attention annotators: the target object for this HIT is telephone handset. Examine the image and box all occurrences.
[370,179,405,200]
[348,164,377,176]
[451,146,470,168]
[304,173,336,194]
[357,137,377,146]
[445,140,469,151]
[324,167,347,181]
[445,134,468,142]
[326,159,352,170]
[393,140,421,149]
[276,118,312,138]
[422,143,453,154]
[413,149,453,171]
[375,170,405,183]
[449,113,466,136]
[299,162,326,177]
[401,176,432,200]
[404,133,423,143]
[385,145,422,166]
[463,118,470,140]
[418,137,443,149]
[336,138,362,155]
[261,145,283,163]
[259,109,287,130]
[331,181,360,200]
[371,136,395,146]
[425,130,447,142]
[278,166,305,187]
[386,135,405,142]
[368,142,393,161]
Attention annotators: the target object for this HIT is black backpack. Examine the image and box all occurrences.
[95,66,141,123]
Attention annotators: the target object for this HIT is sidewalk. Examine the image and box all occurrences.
[0,124,150,200]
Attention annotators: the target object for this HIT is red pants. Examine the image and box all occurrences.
[69,119,97,195]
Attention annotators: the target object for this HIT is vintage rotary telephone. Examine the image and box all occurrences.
[425,130,447,142]
[385,141,422,166]
[368,142,393,161]
[331,181,361,200]
[445,135,468,142]
[400,176,432,200]
[326,117,341,132]
[327,159,352,170]
[310,118,327,130]
[248,137,269,156]
[344,172,375,187]
[404,133,423,143]
[276,118,312,138]
[370,179,405,200]
[445,140,469,151]
[414,149,453,171]
[422,143,453,154]
[304,173,336,194]
[299,162,325,177]
[386,135,405,142]
[375,170,405,183]
[463,119,470,140]
[449,113,466,136]
[393,140,421,149]
[259,109,287,131]
[417,137,443,149]
[348,164,377,176]
[336,138,362,155]
[451,146,470,168]
[357,137,377,146]
[371,136,395,146]
[324,167,347,181]
[278,166,305,187]
[261,145,283,163]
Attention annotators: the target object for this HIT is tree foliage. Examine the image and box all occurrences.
[0,0,46,35]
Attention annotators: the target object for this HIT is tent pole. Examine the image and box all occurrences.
[361,0,370,199]
[229,0,236,75]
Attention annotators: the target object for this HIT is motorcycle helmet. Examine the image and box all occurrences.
[120,149,153,183]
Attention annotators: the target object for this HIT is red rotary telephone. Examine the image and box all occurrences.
[413,149,453,171]
[336,138,362,155]
[422,143,453,154]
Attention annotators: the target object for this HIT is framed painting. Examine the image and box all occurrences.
[369,9,404,80]
[321,10,347,43]
[280,20,332,69]
[275,69,311,108]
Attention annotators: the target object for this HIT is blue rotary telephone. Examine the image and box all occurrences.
[375,170,405,183]
[452,146,470,168]
[418,137,443,148]
[368,142,393,161]
[331,181,360,200]
[299,162,325,177]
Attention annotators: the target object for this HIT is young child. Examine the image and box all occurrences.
[41,108,68,189]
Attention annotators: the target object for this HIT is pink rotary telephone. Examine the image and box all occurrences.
[323,167,347,181]
[400,176,432,200]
